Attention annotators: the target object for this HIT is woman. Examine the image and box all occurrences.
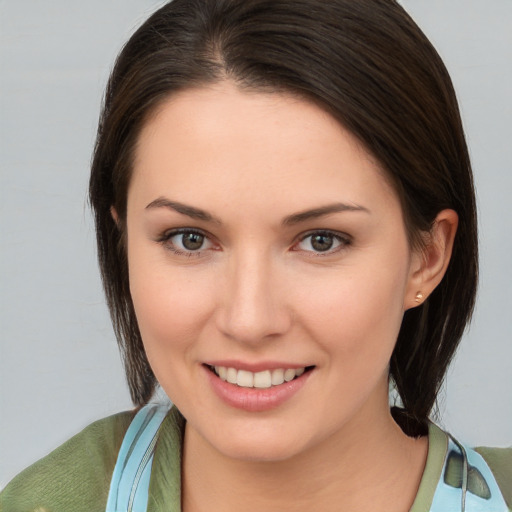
[1,0,510,511]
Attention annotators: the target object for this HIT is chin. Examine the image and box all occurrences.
[213,432,309,463]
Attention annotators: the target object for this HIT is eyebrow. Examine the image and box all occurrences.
[145,197,369,225]
[145,197,222,224]
[282,203,370,226]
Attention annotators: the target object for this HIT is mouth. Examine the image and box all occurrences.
[205,364,315,389]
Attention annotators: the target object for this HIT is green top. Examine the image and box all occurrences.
[1,407,510,512]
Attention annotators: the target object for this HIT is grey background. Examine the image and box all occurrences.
[1,1,511,488]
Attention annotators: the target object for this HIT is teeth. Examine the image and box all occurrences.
[254,370,272,389]
[217,366,227,380]
[226,367,238,384]
[271,368,284,386]
[212,366,308,388]
[236,370,254,387]
[284,369,296,382]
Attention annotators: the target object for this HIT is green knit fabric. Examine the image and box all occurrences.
[0,411,134,512]
[147,407,184,512]
[475,446,512,509]
[1,409,510,511]
[410,423,449,512]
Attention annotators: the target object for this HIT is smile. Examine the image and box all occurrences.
[208,365,313,389]
[204,363,315,411]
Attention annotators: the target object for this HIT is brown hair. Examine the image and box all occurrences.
[89,0,478,436]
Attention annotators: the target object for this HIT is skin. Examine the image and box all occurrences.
[123,81,457,511]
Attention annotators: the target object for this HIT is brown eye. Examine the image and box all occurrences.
[310,233,334,252]
[295,230,349,254]
[180,232,205,250]
[160,229,214,254]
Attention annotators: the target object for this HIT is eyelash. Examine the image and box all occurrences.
[293,230,351,256]
[156,228,351,257]
[157,228,214,258]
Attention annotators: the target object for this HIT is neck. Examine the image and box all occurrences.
[181,393,428,512]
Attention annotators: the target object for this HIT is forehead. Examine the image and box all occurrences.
[129,81,400,221]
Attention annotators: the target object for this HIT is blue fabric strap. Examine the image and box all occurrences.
[106,402,171,512]
[429,436,508,512]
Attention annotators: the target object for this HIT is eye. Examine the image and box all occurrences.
[294,230,350,254]
[158,228,214,255]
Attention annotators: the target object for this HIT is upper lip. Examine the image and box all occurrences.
[203,360,313,373]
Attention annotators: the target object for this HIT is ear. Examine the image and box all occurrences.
[110,206,120,226]
[404,209,458,310]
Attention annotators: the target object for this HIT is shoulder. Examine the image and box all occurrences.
[0,410,135,512]
[475,445,512,509]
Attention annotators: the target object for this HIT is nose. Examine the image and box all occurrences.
[215,249,292,345]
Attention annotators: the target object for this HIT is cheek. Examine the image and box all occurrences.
[292,259,409,363]
[128,249,215,357]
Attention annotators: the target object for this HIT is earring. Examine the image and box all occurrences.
[414,292,424,304]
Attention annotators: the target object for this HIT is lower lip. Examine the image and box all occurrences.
[204,366,312,412]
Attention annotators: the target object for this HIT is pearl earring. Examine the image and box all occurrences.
[414,292,424,303]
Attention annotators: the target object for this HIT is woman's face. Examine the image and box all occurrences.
[126,82,422,461]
